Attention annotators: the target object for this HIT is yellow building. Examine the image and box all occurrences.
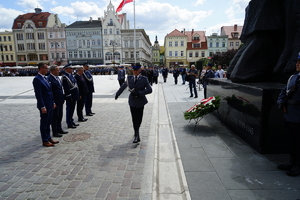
[0,31,16,66]
[164,29,188,68]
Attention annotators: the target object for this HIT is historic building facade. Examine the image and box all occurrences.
[65,19,103,65]
[12,8,61,66]
[101,2,130,65]
[0,31,16,66]
[152,36,160,66]
[186,29,207,66]
[220,24,243,50]
[48,24,67,66]
[164,29,188,68]
[207,33,228,57]
[121,29,152,66]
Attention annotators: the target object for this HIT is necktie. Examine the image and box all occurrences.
[134,76,137,83]
[56,76,61,85]
[43,76,49,85]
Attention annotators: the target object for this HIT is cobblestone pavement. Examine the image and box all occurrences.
[0,76,156,200]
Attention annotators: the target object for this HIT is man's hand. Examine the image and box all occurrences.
[41,107,47,114]
[131,91,140,97]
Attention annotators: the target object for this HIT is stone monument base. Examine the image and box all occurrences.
[207,79,288,154]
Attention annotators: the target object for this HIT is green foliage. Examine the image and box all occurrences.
[184,96,220,120]
[210,49,239,66]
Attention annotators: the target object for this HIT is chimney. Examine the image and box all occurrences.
[89,17,92,22]
[234,24,237,31]
[35,8,42,14]
[192,29,194,35]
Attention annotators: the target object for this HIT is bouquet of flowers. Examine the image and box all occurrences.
[184,96,220,120]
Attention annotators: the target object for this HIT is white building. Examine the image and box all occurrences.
[207,33,228,57]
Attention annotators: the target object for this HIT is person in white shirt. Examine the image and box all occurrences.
[216,65,225,78]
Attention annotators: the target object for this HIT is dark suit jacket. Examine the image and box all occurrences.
[83,70,95,93]
[32,74,54,109]
[48,74,64,105]
[278,73,300,123]
[75,73,88,97]
[116,75,152,108]
[62,72,80,101]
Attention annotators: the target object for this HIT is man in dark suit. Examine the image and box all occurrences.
[83,63,95,116]
[32,63,59,147]
[146,66,154,86]
[162,66,169,82]
[75,67,88,122]
[277,55,300,177]
[117,66,126,87]
[62,64,80,128]
[48,65,68,137]
[115,64,152,143]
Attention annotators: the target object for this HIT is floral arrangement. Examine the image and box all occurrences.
[184,96,220,120]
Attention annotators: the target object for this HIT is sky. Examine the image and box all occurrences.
[0,0,250,45]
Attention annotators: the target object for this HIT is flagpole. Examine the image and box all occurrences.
[133,0,136,64]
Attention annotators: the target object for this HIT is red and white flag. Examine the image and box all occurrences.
[116,0,133,12]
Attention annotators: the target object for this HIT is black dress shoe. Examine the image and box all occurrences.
[53,133,63,137]
[90,112,95,115]
[86,113,93,116]
[78,118,88,122]
[190,95,193,98]
[277,161,296,171]
[133,136,140,143]
[58,130,68,134]
[194,96,198,98]
[72,123,79,126]
[286,166,300,176]
[68,125,77,129]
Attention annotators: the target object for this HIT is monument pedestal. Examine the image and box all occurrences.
[207,79,288,154]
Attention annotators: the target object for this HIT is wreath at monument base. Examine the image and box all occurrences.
[184,96,220,120]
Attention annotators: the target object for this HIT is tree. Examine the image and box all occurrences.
[210,49,238,67]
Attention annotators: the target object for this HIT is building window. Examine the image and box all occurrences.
[74,51,78,58]
[9,45,12,51]
[189,52,193,57]
[169,51,172,57]
[201,51,205,57]
[17,44,25,51]
[79,40,82,48]
[16,33,23,40]
[222,42,226,47]
[87,51,91,58]
[216,42,219,47]
[193,43,200,48]
[60,32,64,38]
[169,41,172,47]
[26,33,34,39]
[209,42,213,47]
[97,39,101,46]
[109,28,113,34]
[236,42,240,47]
[61,42,64,48]
[50,32,53,38]
[62,52,65,59]
[17,23,22,28]
[175,51,178,56]
[79,51,83,58]
[27,43,35,50]
[68,51,73,58]
[51,53,55,59]
[195,52,199,57]
[181,41,184,46]
[38,22,43,27]
[8,36,11,41]
[175,41,178,47]
[209,52,213,57]
[37,32,44,39]
[181,51,184,56]
[230,42,234,47]
[0,36,1,41]
[104,29,107,35]
[10,55,13,60]
[193,36,200,40]
[38,43,45,50]
[87,40,90,47]
[116,29,120,35]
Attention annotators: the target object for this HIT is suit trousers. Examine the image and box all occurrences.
[77,96,85,120]
[66,99,76,126]
[52,103,63,133]
[285,121,300,156]
[118,79,125,87]
[85,92,93,115]
[130,106,144,134]
[189,79,198,97]
[40,108,53,142]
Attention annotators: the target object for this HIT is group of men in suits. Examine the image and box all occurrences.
[33,62,95,147]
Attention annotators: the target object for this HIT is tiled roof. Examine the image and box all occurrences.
[221,25,243,39]
[185,30,206,42]
[66,20,102,28]
[166,29,186,37]
[12,12,51,29]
